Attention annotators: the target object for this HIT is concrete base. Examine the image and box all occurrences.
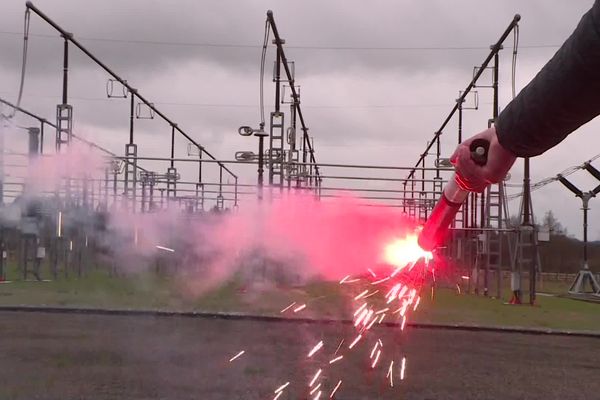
[568,269,600,294]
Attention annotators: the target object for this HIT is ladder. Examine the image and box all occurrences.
[269,111,285,187]
[124,144,138,212]
[167,167,177,200]
[484,182,505,298]
[56,104,72,151]
[511,190,542,302]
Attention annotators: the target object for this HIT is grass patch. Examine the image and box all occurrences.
[1,265,599,332]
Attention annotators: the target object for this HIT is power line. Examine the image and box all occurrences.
[0,91,493,110]
[507,154,600,200]
[0,30,561,51]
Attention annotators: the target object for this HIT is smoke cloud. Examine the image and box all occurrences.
[1,127,419,296]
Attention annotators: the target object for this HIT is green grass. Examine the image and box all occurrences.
[1,263,599,332]
[414,288,600,331]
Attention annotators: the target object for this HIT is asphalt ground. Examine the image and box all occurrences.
[0,311,598,400]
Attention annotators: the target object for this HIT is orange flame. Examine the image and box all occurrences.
[382,233,432,270]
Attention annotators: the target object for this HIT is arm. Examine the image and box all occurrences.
[451,0,600,192]
[496,0,600,157]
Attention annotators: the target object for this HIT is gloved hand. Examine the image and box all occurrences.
[450,125,517,192]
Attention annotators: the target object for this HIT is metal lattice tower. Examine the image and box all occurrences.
[55,104,72,151]
[123,143,138,211]
[269,111,285,187]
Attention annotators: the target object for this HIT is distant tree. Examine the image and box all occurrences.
[541,210,567,236]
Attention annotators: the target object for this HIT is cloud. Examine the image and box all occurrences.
[0,0,599,239]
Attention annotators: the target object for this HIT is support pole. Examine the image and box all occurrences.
[524,157,534,304]
[62,37,68,105]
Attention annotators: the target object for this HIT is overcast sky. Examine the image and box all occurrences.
[1,0,599,239]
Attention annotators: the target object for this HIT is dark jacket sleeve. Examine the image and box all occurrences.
[495,0,600,157]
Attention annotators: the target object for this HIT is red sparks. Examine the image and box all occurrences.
[329,380,342,398]
[413,296,421,311]
[293,304,307,313]
[353,302,367,317]
[386,361,394,387]
[230,230,431,398]
[400,357,407,380]
[308,341,324,358]
[354,309,369,327]
[228,350,245,362]
[274,382,290,393]
[273,391,283,400]
[329,355,343,364]
[348,334,362,349]
[371,349,382,368]
[280,302,296,313]
[371,277,390,285]
[354,289,370,300]
[309,369,322,387]
[365,315,378,330]
[310,383,322,395]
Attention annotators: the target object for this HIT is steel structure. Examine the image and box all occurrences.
[557,165,600,295]
[402,14,522,300]
[24,1,237,212]
[0,2,566,306]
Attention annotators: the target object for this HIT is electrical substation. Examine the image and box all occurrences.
[1,3,599,303]
[2,3,600,400]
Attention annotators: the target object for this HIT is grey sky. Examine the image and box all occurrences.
[0,0,599,238]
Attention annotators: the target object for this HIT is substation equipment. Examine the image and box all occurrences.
[556,165,600,295]
[2,5,593,301]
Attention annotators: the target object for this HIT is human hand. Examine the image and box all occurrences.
[450,126,517,192]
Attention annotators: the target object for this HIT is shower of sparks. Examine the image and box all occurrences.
[280,302,296,313]
[227,232,432,398]
[228,350,245,362]
[293,303,307,313]
[308,341,324,358]
[155,245,175,253]
[330,380,342,398]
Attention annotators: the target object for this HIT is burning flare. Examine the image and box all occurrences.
[382,233,432,271]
